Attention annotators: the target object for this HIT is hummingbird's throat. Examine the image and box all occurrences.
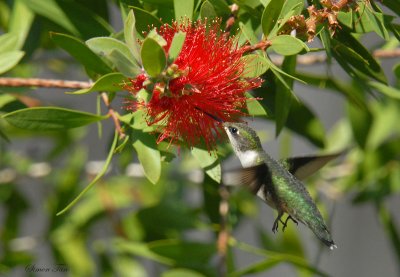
[237,150,261,168]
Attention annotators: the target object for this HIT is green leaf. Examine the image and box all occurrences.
[394,63,400,79]
[174,0,194,20]
[130,7,162,34]
[22,0,112,39]
[275,55,296,136]
[162,269,205,277]
[168,32,186,62]
[56,131,118,215]
[51,32,113,75]
[333,30,387,83]
[264,56,305,84]
[22,0,78,35]
[191,147,221,183]
[9,0,34,50]
[280,0,304,16]
[239,22,259,45]
[67,73,126,94]
[141,37,166,77]
[200,1,217,19]
[3,107,107,131]
[0,33,19,53]
[107,49,142,77]
[241,54,270,78]
[382,0,400,16]
[347,102,372,149]
[113,239,174,265]
[132,130,162,184]
[261,0,285,37]
[0,127,9,142]
[149,240,216,271]
[369,81,400,99]
[124,10,141,65]
[246,92,268,117]
[287,102,325,148]
[364,9,390,40]
[338,10,353,28]
[270,35,309,56]
[86,37,136,65]
[0,51,24,74]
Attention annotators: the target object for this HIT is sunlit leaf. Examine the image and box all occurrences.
[132,129,162,184]
[191,147,221,183]
[174,0,194,20]
[124,10,142,65]
[141,37,166,77]
[67,73,125,94]
[0,51,24,74]
[270,35,309,56]
[261,0,285,37]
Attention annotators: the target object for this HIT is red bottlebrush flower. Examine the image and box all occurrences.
[124,19,262,150]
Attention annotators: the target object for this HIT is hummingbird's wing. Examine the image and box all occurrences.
[222,163,270,193]
[280,152,342,181]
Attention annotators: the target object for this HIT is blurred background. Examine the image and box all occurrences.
[1,0,400,276]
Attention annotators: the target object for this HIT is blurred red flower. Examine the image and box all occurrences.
[124,19,262,150]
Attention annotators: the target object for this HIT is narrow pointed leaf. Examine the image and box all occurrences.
[124,10,141,65]
[57,132,118,215]
[3,107,107,131]
[130,7,162,34]
[51,32,112,75]
[9,0,34,50]
[275,55,296,136]
[67,73,126,94]
[261,0,285,37]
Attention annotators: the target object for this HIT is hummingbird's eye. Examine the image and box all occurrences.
[229,127,238,134]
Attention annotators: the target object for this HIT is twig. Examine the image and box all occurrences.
[100,92,125,139]
[0,77,91,88]
[242,40,272,53]
[217,184,230,277]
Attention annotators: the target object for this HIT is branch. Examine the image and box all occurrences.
[0,77,91,88]
[100,92,125,139]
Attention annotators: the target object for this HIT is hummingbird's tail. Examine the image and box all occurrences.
[307,221,337,250]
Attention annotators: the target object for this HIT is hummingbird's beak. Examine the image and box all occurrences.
[195,107,223,123]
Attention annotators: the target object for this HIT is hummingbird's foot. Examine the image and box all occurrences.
[272,212,284,233]
[282,215,298,232]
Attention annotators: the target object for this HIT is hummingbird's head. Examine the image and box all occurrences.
[223,122,262,153]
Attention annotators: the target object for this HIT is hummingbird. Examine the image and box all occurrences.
[222,122,338,250]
